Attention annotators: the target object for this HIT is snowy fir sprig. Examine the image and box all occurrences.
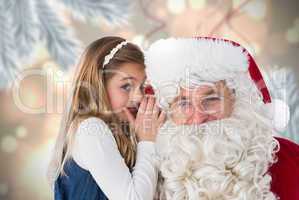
[35,0,82,71]
[0,2,20,88]
[0,0,131,88]
[61,0,130,24]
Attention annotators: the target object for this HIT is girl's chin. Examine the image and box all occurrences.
[116,113,129,121]
[116,111,132,123]
[113,107,138,122]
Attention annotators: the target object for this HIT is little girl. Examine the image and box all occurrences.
[47,36,166,200]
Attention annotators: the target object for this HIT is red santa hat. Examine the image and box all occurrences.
[145,37,289,131]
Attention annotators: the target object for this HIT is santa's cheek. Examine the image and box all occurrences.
[180,111,195,125]
[177,107,192,118]
[186,112,195,122]
[203,102,222,116]
[169,111,187,125]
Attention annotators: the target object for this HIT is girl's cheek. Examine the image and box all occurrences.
[109,91,128,111]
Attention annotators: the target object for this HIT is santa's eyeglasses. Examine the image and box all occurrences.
[171,94,223,115]
[170,81,226,115]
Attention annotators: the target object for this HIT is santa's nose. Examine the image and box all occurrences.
[186,110,208,125]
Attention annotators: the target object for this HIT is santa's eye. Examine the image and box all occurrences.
[177,100,191,108]
[201,95,222,110]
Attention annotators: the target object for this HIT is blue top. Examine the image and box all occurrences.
[54,158,108,200]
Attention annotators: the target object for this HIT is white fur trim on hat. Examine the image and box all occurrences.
[145,38,249,108]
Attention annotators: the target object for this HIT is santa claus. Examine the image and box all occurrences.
[144,37,299,200]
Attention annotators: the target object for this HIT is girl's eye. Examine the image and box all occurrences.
[121,83,132,92]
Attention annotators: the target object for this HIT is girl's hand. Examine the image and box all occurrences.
[124,96,166,142]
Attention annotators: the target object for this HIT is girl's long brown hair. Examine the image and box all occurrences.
[48,36,145,182]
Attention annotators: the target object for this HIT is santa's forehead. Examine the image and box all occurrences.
[179,85,215,96]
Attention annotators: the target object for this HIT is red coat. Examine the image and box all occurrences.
[269,137,299,200]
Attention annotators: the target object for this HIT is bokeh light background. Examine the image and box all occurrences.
[0,0,299,199]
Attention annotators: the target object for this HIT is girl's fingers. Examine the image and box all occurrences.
[157,110,167,127]
[153,103,160,117]
[123,107,135,125]
[137,97,147,116]
[145,95,155,114]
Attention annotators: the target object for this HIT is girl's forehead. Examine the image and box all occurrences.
[112,63,146,81]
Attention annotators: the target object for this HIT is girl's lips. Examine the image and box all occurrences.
[127,107,138,118]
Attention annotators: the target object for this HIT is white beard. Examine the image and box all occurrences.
[155,96,279,200]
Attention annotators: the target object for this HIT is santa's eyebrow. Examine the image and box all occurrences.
[202,88,216,95]
[172,95,188,103]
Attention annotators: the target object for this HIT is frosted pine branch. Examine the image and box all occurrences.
[0,0,132,87]
[8,0,39,58]
[0,4,20,88]
[60,0,130,24]
[35,0,82,70]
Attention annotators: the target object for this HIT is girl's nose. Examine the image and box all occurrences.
[131,87,144,104]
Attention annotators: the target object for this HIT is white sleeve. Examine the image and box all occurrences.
[72,117,158,200]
